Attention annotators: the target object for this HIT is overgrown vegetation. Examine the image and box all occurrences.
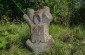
[0,23,85,55]
[0,0,85,26]
[0,0,85,55]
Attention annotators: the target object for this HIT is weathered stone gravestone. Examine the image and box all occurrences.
[23,6,55,53]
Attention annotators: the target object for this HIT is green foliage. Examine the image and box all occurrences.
[0,23,85,55]
[0,37,8,49]
[0,0,85,26]
[0,0,85,54]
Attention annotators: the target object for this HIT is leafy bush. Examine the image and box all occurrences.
[0,0,85,26]
[0,37,8,50]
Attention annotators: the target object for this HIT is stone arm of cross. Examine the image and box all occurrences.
[42,6,53,25]
[23,8,34,26]
[23,6,53,26]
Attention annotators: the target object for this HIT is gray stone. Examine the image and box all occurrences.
[23,6,55,53]
[81,39,85,44]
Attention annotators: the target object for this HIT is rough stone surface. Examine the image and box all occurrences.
[23,6,55,53]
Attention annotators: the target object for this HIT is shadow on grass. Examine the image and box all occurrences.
[19,34,33,51]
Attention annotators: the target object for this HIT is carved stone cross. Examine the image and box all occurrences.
[23,6,55,52]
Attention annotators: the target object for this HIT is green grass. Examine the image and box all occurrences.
[0,23,85,55]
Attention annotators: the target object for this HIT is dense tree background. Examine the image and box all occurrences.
[0,0,85,26]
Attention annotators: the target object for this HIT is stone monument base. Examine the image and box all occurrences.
[26,37,54,53]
